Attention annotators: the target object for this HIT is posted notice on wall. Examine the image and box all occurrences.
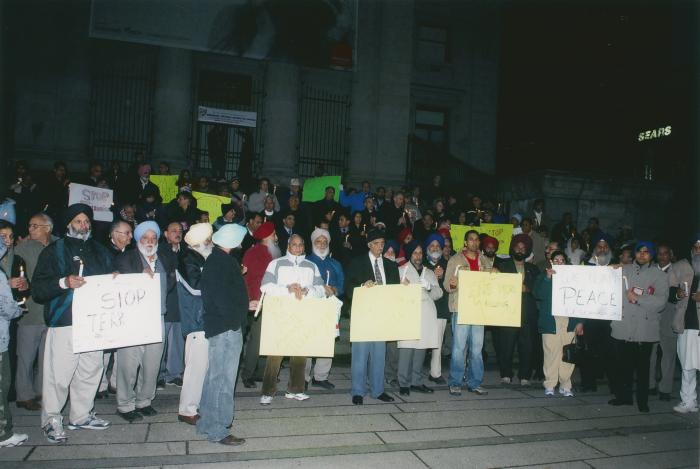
[72,273,163,353]
[68,183,113,222]
[198,105,257,127]
[551,265,622,321]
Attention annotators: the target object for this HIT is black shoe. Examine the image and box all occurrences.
[135,405,158,416]
[352,395,363,405]
[608,398,633,406]
[156,379,166,390]
[167,377,183,387]
[399,387,410,396]
[242,378,256,388]
[659,392,671,401]
[312,379,335,390]
[118,410,143,423]
[648,388,658,396]
[411,384,434,394]
[428,375,446,384]
[376,392,395,402]
[219,435,245,446]
[638,403,650,413]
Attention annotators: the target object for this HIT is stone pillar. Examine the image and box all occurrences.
[152,47,193,172]
[261,61,300,182]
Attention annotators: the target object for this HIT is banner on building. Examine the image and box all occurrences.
[72,273,162,353]
[68,183,113,222]
[198,106,256,128]
[551,265,622,320]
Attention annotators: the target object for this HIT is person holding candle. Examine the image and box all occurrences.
[305,228,344,390]
[32,203,114,443]
[246,178,280,214]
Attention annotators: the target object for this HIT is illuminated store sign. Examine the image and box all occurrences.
[637,126,671,142]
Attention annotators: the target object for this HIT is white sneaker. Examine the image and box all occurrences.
[559,388,574,397]
[67,413,111,430]
[500,377,511,385]
[520,379,530,387]
[285,392,310,401]
[260,395,273,405]
[673,401,699,414]
[43,417,67,444]
[544,388,555,397]
[0,433,28,447]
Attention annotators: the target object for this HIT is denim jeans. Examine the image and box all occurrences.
[448,313,485,389]
[351,341,385,398]
[159,322,185,382]
[196,329,243,442]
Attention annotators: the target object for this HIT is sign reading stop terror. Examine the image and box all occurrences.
[71,273,163,353]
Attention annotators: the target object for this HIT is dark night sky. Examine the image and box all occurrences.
[496,1,689,180]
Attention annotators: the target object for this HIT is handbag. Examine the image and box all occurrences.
[562,335,587,365]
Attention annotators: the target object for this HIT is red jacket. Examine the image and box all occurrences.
[242,243,272,302]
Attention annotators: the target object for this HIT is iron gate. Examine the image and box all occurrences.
[296,83,351,178]
[88,40,157,164]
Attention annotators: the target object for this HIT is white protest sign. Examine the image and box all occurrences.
[551,265,622,321]
[68,183,113,222]
[72,273,162,353]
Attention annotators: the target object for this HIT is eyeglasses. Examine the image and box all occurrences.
[28,224,49,229]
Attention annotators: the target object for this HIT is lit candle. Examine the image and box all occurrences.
[623,275,629,290]
[363,224,366,232]
[78,259,84,278]
[326,270,330,286]
[345,234,349,243]
[19,265,25,278]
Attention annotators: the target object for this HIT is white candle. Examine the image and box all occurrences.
[78,259,84,278]
[254,292,265,318]
[326,270,330,286]
[684,281,689,295]
[623,275,629,290]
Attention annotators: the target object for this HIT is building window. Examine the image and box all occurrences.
[414,108,448,145]
[416,25,449,65]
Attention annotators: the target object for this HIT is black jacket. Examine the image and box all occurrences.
[497,259,540,325]
[201,246,249,338]
[32,237,113,327]
[425,257,450,319]
[113,247,177,317]
[346,254,401,301]
[158,243,181,322]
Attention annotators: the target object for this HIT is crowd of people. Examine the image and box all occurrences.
[0,158,698,448]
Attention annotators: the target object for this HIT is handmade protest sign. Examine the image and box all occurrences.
[551,265,622,320]
[72,273,162,353]
[449,224,513,256]
[68,183,113,222]
[457,270,522,326]
[259,296,337,357]
[350,284,421,342]
[301,176,341,203]
[192,191,230,218]
[150,175,178,203]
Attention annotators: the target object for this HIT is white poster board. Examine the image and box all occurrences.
[68,183,113,222]
[72,273,162,353]
[198,106,257,127]
[551,265,622,321]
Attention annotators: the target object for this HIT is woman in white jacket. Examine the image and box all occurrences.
[396,242,443,395]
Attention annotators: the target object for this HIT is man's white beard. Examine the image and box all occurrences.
[313,246,330,259]
[192,243,213,259]
[265,241,282,259]
[138,243,157,258]
[595,251,612,266]
[67,226,91,241]
[692,253,700,275]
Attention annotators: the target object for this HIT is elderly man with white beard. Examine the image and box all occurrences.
[175,223,214,425]
[240,222,281,388]
[259,234,326,405]
[672,236,700,414]
[114,221,176,423]
[305,228,344,390]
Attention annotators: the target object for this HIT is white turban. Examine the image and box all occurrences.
[184,222,213,247]
[310,228,330,244]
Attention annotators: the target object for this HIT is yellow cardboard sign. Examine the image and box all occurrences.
[350,284,421,342]
[457,270,522,326]
[150,175,179,204]
[260,296,337,357]
[450,223,513,256]
[192,191,230,218]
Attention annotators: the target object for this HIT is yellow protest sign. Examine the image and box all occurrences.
[150,175,179,203]
[192,191,230,218]
[457,270,522,326]
[450,223,513,255]
[350,284,421,342]
[260,296,337,357]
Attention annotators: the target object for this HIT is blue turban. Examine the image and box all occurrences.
[212,223,246,249]
[592,232,613,248]
[635,240,656,258]
[404,240,420,260]
[424,232,445,251]
[134,221,161,242]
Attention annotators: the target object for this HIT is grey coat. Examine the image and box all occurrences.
[671,259,699,335]
[611,262,668,343]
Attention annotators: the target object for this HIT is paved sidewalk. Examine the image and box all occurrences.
[1,364,697,468]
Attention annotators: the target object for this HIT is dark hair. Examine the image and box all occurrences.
[246,212,262,222]
[464,229,480,240]
[549,249,569,264]
[259,177,270,186]
[0,220,15,233]
[54,161,66,170]
[324,186,335,192]
[159,161,170,169]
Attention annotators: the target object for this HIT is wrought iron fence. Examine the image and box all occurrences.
[296,84,351,178]
[88,40,157,165]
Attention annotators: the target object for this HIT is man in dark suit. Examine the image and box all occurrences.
[274,211,295,252]
[347,229,399,405]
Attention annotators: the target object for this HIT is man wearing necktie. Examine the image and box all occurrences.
[347,229,400,405]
